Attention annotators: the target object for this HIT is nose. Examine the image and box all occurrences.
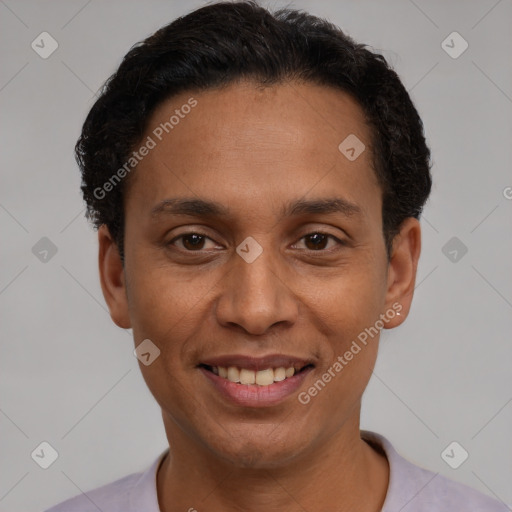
[214,245,299,336]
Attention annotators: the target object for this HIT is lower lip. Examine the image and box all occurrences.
[199,366,314,407]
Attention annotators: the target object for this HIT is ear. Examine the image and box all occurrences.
[383,217,421,328]
[98,224,131,329]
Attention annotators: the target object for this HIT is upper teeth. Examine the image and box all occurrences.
[213,366,297,386]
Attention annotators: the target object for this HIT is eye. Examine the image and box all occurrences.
[293,232,344,252]
[168,231,345,253]
[168,232,219,251]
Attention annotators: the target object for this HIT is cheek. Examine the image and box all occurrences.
[308,261,387,335]
[127,271,202,407]
[301,257,387,404]
[299,275,384,429]
[126,259,216,341]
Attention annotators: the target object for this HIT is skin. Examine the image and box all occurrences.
[98,79,421,512]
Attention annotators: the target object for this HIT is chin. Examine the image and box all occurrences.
[207,425,309,469]
[218,444,300,469]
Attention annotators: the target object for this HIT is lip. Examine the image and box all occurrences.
[200,354,314,372]
[199,361,314,408]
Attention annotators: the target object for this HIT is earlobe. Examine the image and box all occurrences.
[383,217,421,329]
[98,224,131,329]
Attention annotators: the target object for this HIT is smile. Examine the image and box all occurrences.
[201,364,313,386]
[198,355,315,407]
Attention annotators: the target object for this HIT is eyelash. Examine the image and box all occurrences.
[167,231,345,253]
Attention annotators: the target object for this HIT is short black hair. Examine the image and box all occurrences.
[76,0,432,264]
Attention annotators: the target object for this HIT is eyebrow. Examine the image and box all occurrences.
[150,196,362,220]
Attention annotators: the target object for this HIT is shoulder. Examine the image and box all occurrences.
[44,472,138,512]
[43,451,166,512]
[361,431,508,512]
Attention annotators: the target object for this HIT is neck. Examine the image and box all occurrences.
[157,411,389,512]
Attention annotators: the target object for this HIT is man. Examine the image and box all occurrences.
[46,1,505,511]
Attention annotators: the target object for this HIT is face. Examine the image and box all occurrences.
[99,80,419,468]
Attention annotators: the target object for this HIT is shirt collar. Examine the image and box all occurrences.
[128,448,169,512]
[131,431,414,512]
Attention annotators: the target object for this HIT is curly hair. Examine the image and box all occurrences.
[76,0,432,264]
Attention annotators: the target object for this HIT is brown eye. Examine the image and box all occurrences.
[304,233,329,250]
[169,232,217,251]
[181,234,206,250]
[295,232,344,252]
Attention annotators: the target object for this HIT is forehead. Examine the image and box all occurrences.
[126,80,380,224]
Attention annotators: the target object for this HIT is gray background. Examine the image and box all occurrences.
[1,0,511,511]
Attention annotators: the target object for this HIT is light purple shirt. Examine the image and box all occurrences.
[44,431,507,511]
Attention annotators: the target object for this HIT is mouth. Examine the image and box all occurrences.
[197,355,315,407]
[199,363,314,386]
